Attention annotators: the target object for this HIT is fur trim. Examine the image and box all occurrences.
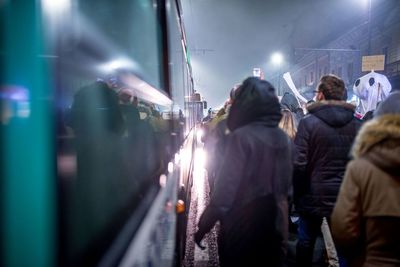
[307,100,356,112]
[352,114,400,158]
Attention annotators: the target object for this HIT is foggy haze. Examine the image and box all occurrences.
[181,0,369,108]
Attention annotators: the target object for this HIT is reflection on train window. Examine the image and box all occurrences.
[54,1,172,266]
[59,90,173,264]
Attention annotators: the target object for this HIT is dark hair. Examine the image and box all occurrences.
[229,84,241,101]
[317,74,345,100]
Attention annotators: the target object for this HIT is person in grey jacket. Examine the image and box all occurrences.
[194,77,292,267]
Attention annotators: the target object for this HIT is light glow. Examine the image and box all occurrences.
[196,128,204,143]
[41,0,71,14]
[168,162,174,173]
[159,174,167,187]
[120,73,173,106]
[174,153,181,164]
[193,148,206,178]
[179,148,190,167]
[361,0,371,8]
[271,52,284,66]
[99,59,138,73]
[193,148,206,204]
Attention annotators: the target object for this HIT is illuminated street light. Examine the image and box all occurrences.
[367,0,372,55]
[271,52,283,66]
[360,0,370,7]
[358,0,373,54]
[271,52,284,95]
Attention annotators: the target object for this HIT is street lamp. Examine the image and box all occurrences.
[359,0,372,54]
[367,0,372,55]
[271,52,284,95]
[271,52,283,66]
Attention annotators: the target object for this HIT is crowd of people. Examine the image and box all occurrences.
[195,75,400,267]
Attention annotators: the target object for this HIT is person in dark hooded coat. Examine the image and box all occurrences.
[194,77,293,267]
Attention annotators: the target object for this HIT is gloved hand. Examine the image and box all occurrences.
[194,230,206,250]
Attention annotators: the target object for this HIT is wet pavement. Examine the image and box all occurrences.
[182,147,219,267]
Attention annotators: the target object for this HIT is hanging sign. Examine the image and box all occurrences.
[362,55,385,72]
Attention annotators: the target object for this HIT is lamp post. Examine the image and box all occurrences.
[367,0,372,55]
[271,52,283,95]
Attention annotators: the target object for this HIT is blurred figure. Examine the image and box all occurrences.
[280,92,304,127]
[332,91,400,267]
[278,107,297,246]
[117,88,140,136]
[304,99,315,114]
[179,109,185,123]
[195,77,292,267]
[70,81,125,137]
[202,84,240,193]
[202,108,213,123]
[279,109,297,140]
[116,88,159,188]
[293,75,361,266]
[178,109,185,143]
[361,109,374,122]
[147,106,170,173]
[69,81,128,261]
[206,84,239,131]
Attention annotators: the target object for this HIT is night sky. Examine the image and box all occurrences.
[181,0,369,108]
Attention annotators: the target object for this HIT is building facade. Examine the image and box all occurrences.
[285,1,400,100]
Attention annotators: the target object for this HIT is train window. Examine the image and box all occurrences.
[50,1,174,266]
[167,0,186,110]
[2,0,193,266]
[73,0,162,90]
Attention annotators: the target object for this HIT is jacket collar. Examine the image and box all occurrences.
[307,100,357,127]
[307,100,356,113]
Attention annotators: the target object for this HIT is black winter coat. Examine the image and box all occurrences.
[293,100,361,217]
[197,78,292,267]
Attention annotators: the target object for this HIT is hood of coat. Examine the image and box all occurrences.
[352,114,400,177]
[307,100,356,127]
[281,92,299,113]
[227,77,282,131]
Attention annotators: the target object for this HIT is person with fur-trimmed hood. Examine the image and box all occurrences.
[195,77,292,267]
[293,74,362,266]
[331,91,400,267]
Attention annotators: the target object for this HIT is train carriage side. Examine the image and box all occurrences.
[0,1,196,266]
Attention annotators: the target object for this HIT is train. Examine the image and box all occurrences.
[0,1,205,266]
